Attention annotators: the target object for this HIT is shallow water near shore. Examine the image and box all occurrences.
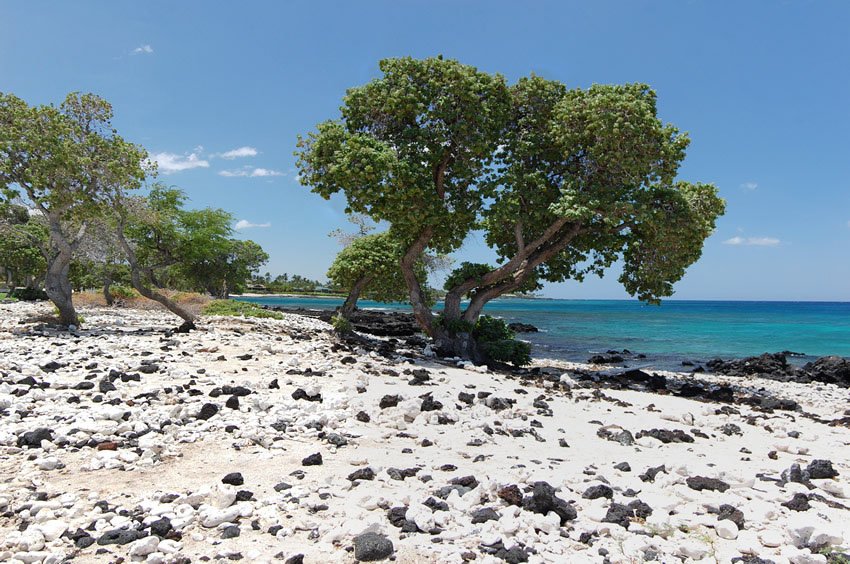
[237,296,850,369]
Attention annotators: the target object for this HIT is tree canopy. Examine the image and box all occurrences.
[297,56,725,363]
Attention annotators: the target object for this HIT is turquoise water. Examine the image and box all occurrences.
[237,296,850,368]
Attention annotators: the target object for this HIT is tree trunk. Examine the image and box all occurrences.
[114,222,197,324]
[339,274,371,319]
[400,227,435,335]
[432,328,488,364]
[103,275,114,306]
[44,250,78,326]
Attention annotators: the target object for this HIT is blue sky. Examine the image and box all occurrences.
[2,1,848,301]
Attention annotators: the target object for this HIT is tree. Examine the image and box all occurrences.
[0,92,147,325]
[297,57,725,364]
[0,202,47,288]
[327,231,430,318]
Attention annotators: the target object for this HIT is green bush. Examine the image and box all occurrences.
[331,314,353,333]
[110,285,139,299]
[10,287,48,301]
[434,314,474,335]
[474,315,532,367]
[202,299,284,320]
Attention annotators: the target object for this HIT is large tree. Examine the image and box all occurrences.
[0,92,147,325]
[299,57,726,363]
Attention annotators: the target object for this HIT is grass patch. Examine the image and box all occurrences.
[202,299,284,320]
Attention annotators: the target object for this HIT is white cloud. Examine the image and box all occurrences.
[723,236,780,247]
[150,151,209,173]
[218,146,258,159]
[132,44,154,55]
[740,181,758,191]
[218,167,284,178]
[235,220,271,229]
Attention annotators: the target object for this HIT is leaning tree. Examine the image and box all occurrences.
[0,92,147,326]
[297,57,725,363]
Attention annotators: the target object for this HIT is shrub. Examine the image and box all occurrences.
[202,299,284,320]
[10,287,48,301]
[110,285,139,299]
[474,315,532,367]
[331,314,353,333]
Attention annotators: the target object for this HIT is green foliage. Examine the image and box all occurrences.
[296,56,512,255]
[110,285,138,299]
[297,58,726,339]
[127,184,269,298]
[473,316,532,367]
[0,217,47,286]
[331,314,353,333]
[202,299,283,320]
[9,287,48,301]
[328,231,430,305]
[434,314,474,335]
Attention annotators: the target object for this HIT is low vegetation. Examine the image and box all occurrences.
[202,299,284,320]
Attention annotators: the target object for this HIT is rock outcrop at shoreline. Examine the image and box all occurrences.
[0,301,849,564]
[707,352,850,388]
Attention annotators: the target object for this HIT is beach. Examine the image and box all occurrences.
[1,301,849,563]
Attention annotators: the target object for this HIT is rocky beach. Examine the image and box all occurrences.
[1,301,849,564]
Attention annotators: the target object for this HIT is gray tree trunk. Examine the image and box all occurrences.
[44,250,77,326]
[339,275,372,319]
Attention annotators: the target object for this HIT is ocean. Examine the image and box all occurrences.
[236,296,850,370]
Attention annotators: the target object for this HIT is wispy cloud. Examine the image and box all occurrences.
[218,146,258,159]
[132,44,154,55]
[723,236,780,247]
[235,220,271,229]
[150,151,209,174]
[219,167,284,178]
[740,181,758,191]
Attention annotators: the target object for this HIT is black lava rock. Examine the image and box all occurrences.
[149,517,172,537]
[420,395,443,412]
[222,472,244,486]
[807,459,839,479]
[197,403,219,420]
[353,531,394,561]
[614,462,632,472]
[602,503,633,528]
[782,493,811,512]
[521,481,577,524]
[379,395,400,409]
[17,428,53,448]
[225,396,240,410]
[686,476,730,492]
[347,467,376,481]
[302,453,323,466]
[471,507,500,523]
[221,525,240,539]
[636,428,694,444]
[356,411,371,422]
[718,504,746,529]
[582,484,614,500]
[97,528,145,545]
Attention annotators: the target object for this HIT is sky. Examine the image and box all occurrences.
[1,1,849,301]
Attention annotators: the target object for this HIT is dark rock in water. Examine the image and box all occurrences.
[521,481,577,524]
[353,531,394,561]
[471,507,500,523]
[379,395,400,409]
[717,504,745,529]
[686,476,730,492]
[636,428,694,444]
[498,484,523,506]
[582,484,614,500]
[197,403,219,420]
[222,472,244,486]
[302,453,323,466]
[97,528,145,545]
[782,493,810,512]
[602,503,633,528]
[347,467,375,481]
[17,428,53,448]
[807,459,839,479]
[508,322,538,333]
[706,353,797,380]
[802,356,850,387]
[588,354,624,364]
